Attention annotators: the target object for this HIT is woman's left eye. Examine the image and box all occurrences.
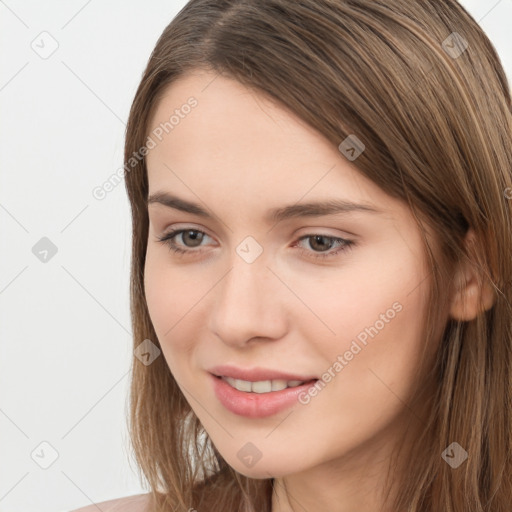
[294,234,354,259]
[156,229,354,260]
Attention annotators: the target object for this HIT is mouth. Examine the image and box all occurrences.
[210,373,320,418]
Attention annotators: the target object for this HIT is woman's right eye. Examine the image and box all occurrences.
[156,229,212,255]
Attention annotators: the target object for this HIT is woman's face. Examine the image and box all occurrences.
[144,69,440,480]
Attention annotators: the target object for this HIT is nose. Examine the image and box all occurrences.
[208,252,289,348]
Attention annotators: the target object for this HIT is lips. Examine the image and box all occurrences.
[210,373,319,418]
[208,364,318,382]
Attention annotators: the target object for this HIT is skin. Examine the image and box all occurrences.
[142,69,487,512]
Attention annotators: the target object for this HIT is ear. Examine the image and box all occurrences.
[448,229,496,321]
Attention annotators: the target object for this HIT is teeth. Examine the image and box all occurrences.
[272,380,289,391]
[222,376,307,393]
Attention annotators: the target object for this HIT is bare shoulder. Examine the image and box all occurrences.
[68,493,151,512]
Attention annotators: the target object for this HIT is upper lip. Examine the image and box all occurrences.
[208,364,318,382]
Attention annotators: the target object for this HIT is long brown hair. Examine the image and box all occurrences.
[123,1,512,510]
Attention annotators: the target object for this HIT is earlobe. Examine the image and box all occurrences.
[448,229,496,321]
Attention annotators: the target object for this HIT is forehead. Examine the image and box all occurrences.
[147,70,337,164]
[145,70,396,217]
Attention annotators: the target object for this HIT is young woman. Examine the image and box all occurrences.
[72,0,512,510]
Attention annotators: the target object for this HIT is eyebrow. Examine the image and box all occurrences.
[146,191,382,223]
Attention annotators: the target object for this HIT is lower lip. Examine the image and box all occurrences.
[210,373,318,418]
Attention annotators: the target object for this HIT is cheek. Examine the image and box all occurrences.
[297,237,428,354]
[143,248,222,382]
[143,251,196,357]
[301,249,430,408]
[291,248,425,340]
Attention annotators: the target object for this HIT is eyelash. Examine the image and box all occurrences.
[156,228,355,260]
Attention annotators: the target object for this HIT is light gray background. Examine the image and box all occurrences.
[1,1,510,511]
